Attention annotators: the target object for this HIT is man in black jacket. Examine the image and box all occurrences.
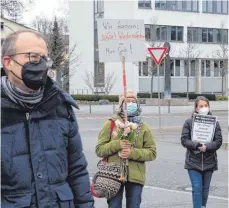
[1,30,94,208]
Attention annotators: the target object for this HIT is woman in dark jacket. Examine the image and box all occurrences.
[181,96,223,208]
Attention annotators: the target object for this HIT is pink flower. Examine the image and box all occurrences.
[124,127,130,136]
[112,131,118,137]
[119,122,126,128]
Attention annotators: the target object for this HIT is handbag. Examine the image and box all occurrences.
[90,120,123,200]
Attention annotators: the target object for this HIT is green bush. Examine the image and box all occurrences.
[71,94,119,102]
[137,93,216,101]
[216,95,228,101]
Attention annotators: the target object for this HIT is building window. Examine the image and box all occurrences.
[202,60,211,77]
[203,0,228,14]
[143,61,149,76]
[147,25,183,42]
[145,25,151,40]
[138,0,151,9]
[171,26,183,41]
[187,27,198,42]
[220,60,224,76]
[206,60,211,77]
[170,60,174,76]
[175,60,181,76]
[201,60,205,76]
[155,0,199,12]
[190,60,196,76]
[214,60,220,77]
[161,26,167,41]
[187,27,228,44]
[202,29,207,42]
[208,29,213,42]
[139,63,142,76]
[155,0,166,9]
[184,60,189,77]
[222,29,228,44]
[159,62,165,76]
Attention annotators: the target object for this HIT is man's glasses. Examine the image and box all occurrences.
[8,52,53,67]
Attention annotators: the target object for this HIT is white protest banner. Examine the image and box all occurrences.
[191,114,217,144]
[97,19,146,62]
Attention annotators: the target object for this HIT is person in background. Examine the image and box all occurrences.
[1,30,94,208]
[95,90,157,208]
[181,96,223,208]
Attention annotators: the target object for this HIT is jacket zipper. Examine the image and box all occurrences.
[202,152,204,171]
[24,113,39,206]
[26,113,30,121]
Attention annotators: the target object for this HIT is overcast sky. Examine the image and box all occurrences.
[22,0,68,26]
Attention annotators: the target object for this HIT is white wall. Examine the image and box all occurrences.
[69,1,94,94]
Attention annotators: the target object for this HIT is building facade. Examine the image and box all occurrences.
[69,0,228,95]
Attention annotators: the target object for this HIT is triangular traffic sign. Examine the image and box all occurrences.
[148,47,168,65]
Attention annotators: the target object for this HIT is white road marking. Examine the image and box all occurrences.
[89,177,228,201]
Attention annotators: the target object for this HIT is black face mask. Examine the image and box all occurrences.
[10,58,49,90]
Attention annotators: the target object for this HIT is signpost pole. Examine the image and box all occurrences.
[157,65,161,133]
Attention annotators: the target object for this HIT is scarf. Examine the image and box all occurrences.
[1,76,44,109]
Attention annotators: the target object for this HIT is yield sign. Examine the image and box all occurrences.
[148,47,168,65]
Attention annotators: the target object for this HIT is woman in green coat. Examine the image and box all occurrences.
[95,90,157,208]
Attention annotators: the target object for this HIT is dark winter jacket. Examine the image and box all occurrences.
[181,114,223,172]
[1,77,94,208]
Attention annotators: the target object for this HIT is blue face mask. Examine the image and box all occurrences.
[127,102,138,114]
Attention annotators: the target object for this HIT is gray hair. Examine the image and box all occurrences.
[1,29,46,58]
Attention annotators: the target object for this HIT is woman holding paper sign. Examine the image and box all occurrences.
[181,96,223,208]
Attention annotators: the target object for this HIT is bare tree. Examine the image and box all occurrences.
[1,0,34,22]
[180,25,201,98]
[215,22,228,96]
[31,16,79,92]
[82,71,117,95]
[104,72,117,94]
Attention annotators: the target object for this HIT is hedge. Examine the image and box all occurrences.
[137,93,216,101]
[71,93,217,101]
[71,94,119,102]
[216,95,228,101]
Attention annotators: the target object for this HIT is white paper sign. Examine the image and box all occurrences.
[97,19,146,62]
[191,114,217,144]
[48,69,56,81]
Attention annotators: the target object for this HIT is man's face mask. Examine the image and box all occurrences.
[10,58,49,90]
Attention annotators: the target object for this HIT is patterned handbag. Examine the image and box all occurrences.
[90,120,123,200]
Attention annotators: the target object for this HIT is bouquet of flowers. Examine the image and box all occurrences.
[113,120,138,144]
[113,120,138,181]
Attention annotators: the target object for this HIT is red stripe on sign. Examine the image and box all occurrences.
[123,74,127,86]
